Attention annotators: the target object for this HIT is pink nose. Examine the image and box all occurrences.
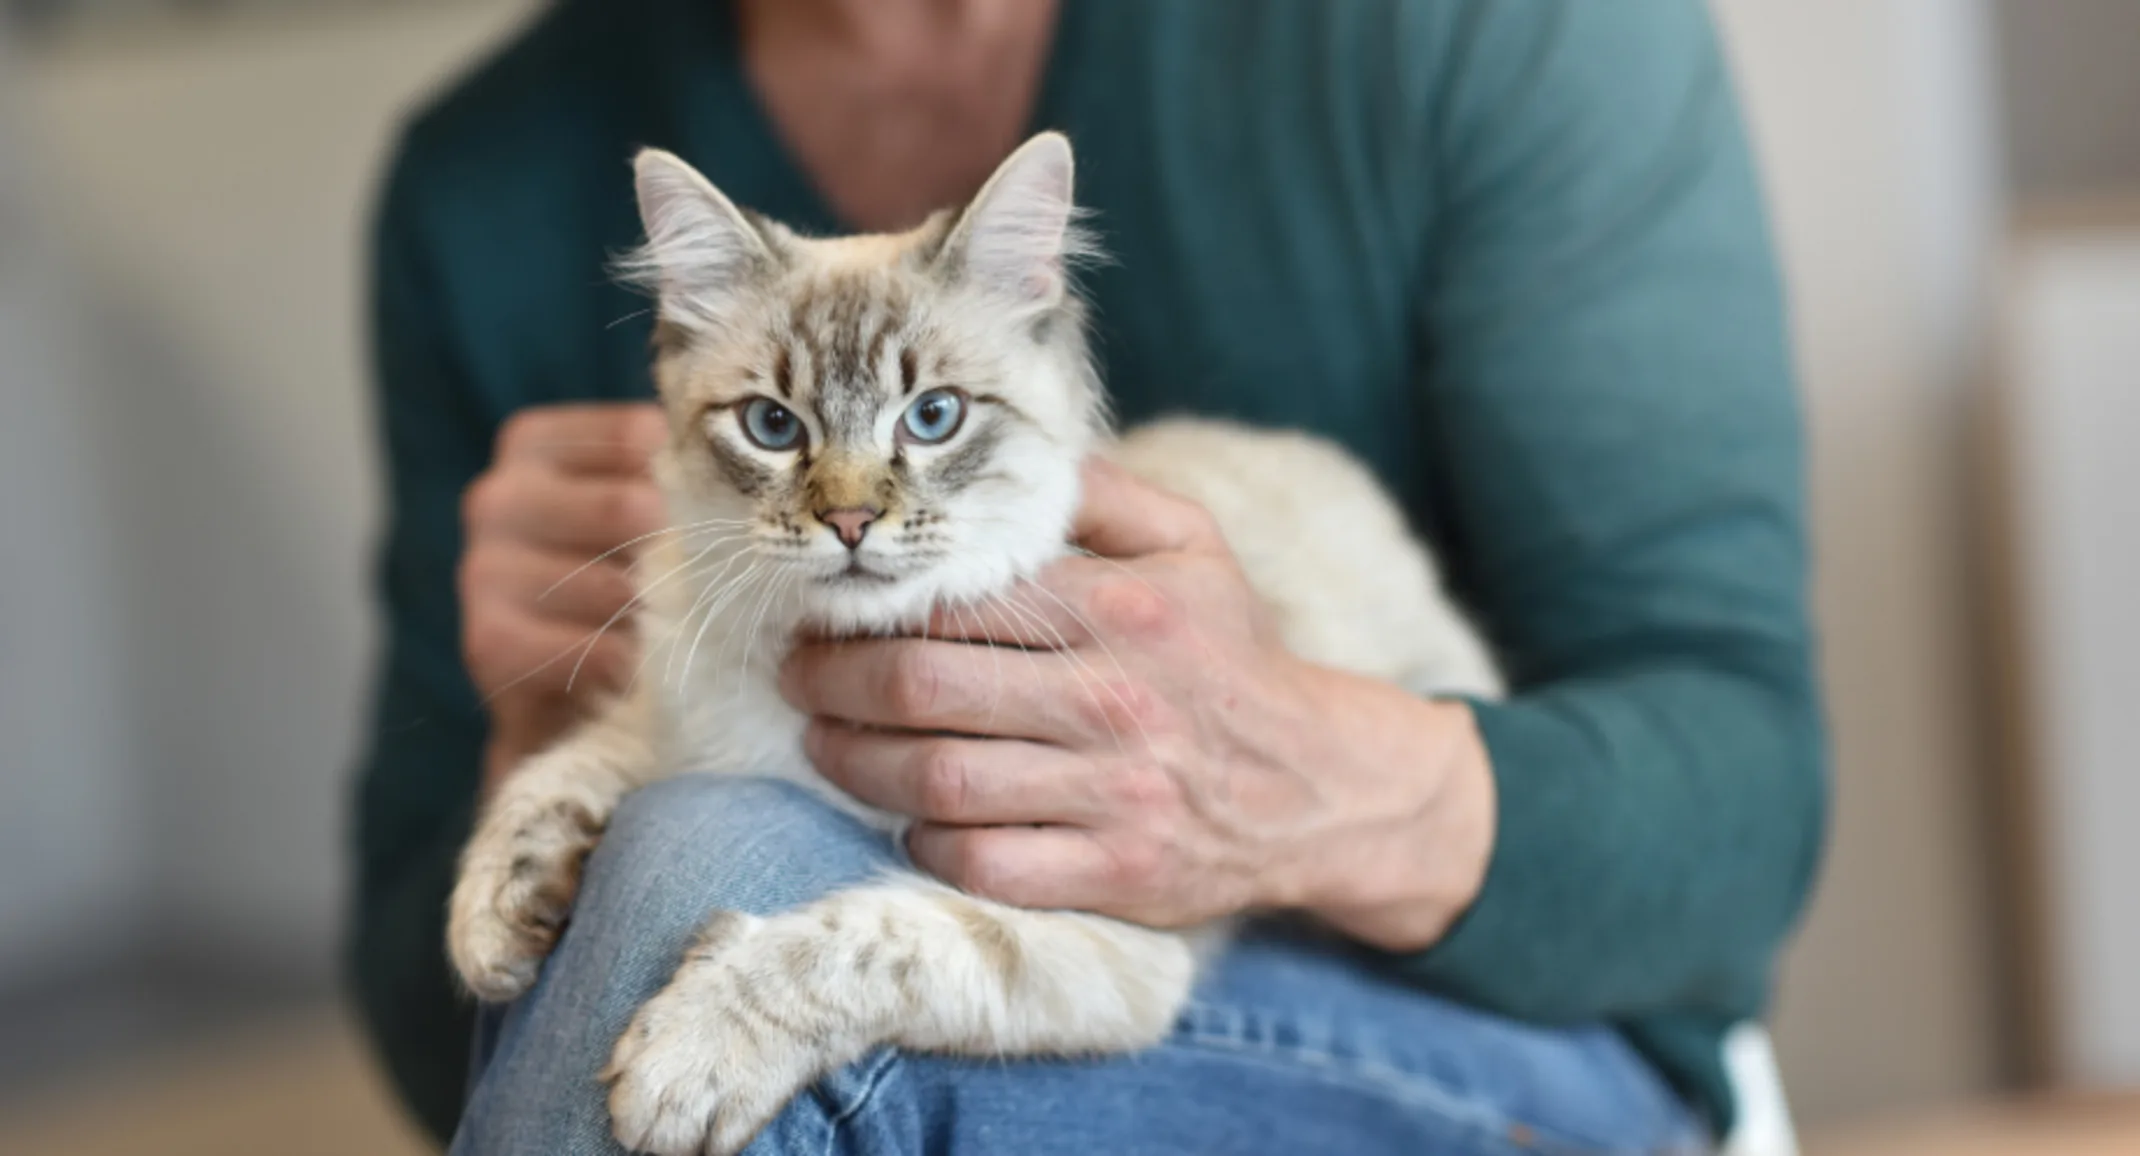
[820,507,881,549]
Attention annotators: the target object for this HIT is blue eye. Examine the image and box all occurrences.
[899,388,967,445]
[739,397,805,450]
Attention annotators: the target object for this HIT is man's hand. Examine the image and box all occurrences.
[783,458,1497,951]
[459,403,668,793]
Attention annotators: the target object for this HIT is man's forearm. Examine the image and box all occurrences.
[1398,661,1824,1023]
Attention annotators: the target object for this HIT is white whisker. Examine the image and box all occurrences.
[723,570,794,715]
[540,516,752,601]
[739,566,790,669]
[1063,543,1168,600]
[680,558,771,688]
[563,533,733,692]
[621,522,750,583]
[660,547,762,688]
[1007,585,1150,751]
[475,542,736,711]
[950,598,1006,730]
[980,596,1085,740]
[628,549,765,696]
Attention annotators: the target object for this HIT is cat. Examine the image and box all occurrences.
[446,132,1501,1156]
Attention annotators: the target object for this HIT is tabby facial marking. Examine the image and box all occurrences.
[618,133,1104,628]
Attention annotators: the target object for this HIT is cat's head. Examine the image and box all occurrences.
[620,133,1104,631]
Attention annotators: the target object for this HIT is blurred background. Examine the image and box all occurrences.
[0,1,2136,1153]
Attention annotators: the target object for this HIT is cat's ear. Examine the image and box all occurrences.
[619,148,778,332]
[935,132,1088,309]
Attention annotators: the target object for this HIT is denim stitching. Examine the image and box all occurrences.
[1171,1028,1529,1150]
[1173,1001,1686,1156]
[818,1049,902,1156]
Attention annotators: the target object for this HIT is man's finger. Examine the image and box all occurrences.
[1071,457,1221,559]
[465,607,635,700]
[497,403,667,475]
[907,823,1117,911]
[780,639,1123,747]
[919,562,1115,648]
[464,540,638,625]
[476,470,667,553]
[805,725,1103,824]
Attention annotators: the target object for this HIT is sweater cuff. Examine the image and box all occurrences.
[1399,697,1596,1021]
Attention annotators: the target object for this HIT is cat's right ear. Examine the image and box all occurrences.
[619,149,777,333]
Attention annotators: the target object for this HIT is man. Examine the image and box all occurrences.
[352,0,1826,1151]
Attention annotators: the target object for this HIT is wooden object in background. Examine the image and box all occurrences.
[1992,203,2140,1091]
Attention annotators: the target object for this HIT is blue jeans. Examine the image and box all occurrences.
[451,776,1706,1155]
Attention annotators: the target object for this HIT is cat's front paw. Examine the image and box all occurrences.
[447,842,586,1002]
[604,912,869,1156]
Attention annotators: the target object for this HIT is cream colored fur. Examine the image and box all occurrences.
[447,133,1500,1155]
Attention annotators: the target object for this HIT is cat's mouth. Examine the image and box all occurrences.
[821,558,899,586]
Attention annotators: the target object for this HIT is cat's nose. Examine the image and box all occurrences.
[819,506,881,550]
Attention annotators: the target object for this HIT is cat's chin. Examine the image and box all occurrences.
[792,569,945,637]
[791,551,1049,639]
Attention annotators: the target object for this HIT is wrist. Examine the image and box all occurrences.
[1311,736,1495,952]
[480,735,527,799]
[481,699,571,797]
[1273,664,1497,953]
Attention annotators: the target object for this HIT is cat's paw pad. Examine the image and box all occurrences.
[447,850,583,1002]
[604,912,854,1156]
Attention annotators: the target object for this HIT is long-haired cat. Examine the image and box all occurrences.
[447,133,1501,1155]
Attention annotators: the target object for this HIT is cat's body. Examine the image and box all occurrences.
[620,417,1500,823]
[447,134,1498,1155]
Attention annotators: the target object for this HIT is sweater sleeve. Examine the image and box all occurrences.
[346,150,494,1144]
[1398,0,1828,1029]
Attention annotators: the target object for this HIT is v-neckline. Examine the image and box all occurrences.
[659,0,1091,236]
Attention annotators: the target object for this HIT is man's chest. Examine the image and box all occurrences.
[1073,170,1433,514]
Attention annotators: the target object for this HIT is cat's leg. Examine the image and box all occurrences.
[448,690,662,1002]
[604,873,1210,1156]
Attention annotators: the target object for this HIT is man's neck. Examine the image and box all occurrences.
[732,0,1060,231]
[744,0,1039,61]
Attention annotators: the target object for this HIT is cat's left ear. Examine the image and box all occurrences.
[935,132,1088,310]
[620,148,779,333]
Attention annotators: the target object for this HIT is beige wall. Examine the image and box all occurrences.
[0,47,144,983]
[11,0,2017,1127]
[1716,0,2010,1122]
[12,0,540,976]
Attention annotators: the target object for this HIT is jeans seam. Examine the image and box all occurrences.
[817,1048,902,1156]
[1172,1009,1674,1156]
[1169,1030,1532,1152]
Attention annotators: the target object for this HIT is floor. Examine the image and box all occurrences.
[1806,1095,2140,1156]
[0,1010,428,1156]
[0,952,322,1100]
[0,1009,2134,1156]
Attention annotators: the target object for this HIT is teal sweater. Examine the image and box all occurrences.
[352,0,1826,1141]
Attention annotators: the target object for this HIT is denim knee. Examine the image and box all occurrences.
[583,774,897,925]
